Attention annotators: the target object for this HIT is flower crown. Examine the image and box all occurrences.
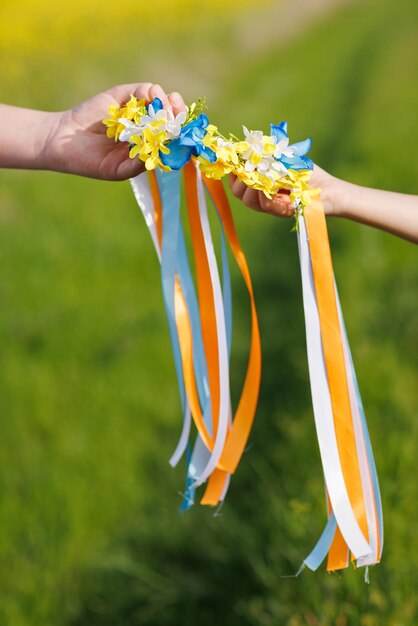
[103,96,320,218]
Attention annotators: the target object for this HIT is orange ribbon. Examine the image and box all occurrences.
[304,196,369,568]
[203,176,262,475]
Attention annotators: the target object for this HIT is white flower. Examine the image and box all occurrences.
[271,159,289,176]
[137,107,188,140]
[242,126,265,160]
[139,105,168,130]
[118,118,142,143]
[273,137,296,160]
[165,110,187,140]
[244,153,274,174]
[217,138,234,149]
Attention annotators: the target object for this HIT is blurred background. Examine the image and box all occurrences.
[0,0,417,624]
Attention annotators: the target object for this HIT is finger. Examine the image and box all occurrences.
[108,83,153,106]
[228,173,237,188]
[148,83,172,112]
[228,173,241,195]
[230,177,248,199]
[114,154,146,181]
[168,92,187,115]
[242,187,263,212]
[259,191,295,217]
[133,83,155,103]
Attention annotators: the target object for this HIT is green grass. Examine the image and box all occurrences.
[0,0,418,624]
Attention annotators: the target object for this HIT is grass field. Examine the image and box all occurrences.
[0,0,418,624]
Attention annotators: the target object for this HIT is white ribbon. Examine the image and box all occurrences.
[188,167,230,487]
[297,216,371,559]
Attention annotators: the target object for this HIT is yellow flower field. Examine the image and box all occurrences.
[0,0,269,66]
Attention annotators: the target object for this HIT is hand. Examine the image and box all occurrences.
[229,165,344,217]
[44,83,187,181]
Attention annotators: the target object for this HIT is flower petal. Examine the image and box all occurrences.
[160,140,193,169]
[149,97,163,113]
[291,137,312,156]
[280,154,314,171]
[270,122,288,142]
[198,145,217,162]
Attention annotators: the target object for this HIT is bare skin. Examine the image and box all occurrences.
[229,166,418,244]
[0,83,187,181]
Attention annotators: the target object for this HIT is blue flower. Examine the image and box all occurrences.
[270,122,313,171]
[270,121,288,142]
[146,97,163,115]
[161,113,217,170]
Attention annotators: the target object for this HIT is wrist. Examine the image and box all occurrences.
[322,177,353,218]
[39,111,65,172]
[332,179,361,219]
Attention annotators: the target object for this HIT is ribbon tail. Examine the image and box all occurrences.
[183,161,230,489]
[297,209,371,562]
[203,176,262,475]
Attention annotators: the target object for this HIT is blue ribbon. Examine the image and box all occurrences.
[155,170,235,509]
[158,169,186,409]
[156,170,212,510]
[303,512,337,571]
[336,287,384,550]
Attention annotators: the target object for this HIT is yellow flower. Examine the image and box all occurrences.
[234,141,250,154]
[124,95,146,122]
[199,157,232,179]
[216,142,241,166]
[128,134,145,159]
[129,128,170,171]
[235,167,275,198]
[202,133,218,152]
[205,124,218,136]
[202,124,222,153]
[202,136,250,176]
[290,186,321,207]
[292,169,312,187]
[287,169,320,207]
[103,103,127,141]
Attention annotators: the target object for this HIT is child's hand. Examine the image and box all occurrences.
[229,164,418,242]
[229,165,341,217]
[45,83,187,180]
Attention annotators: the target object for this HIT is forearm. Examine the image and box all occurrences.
[0,104,61,171]
[330,179,418,244]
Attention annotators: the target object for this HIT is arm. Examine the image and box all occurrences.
[326,176,418,244]
[0,83,186,181]
[0,105,58,172]
[229,166,418,244]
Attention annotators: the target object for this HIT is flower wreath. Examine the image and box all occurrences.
[104,96,320,225]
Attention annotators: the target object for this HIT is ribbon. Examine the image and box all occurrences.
[130,161,261,507]
[297,198,383,571]
[129,162,382,573]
